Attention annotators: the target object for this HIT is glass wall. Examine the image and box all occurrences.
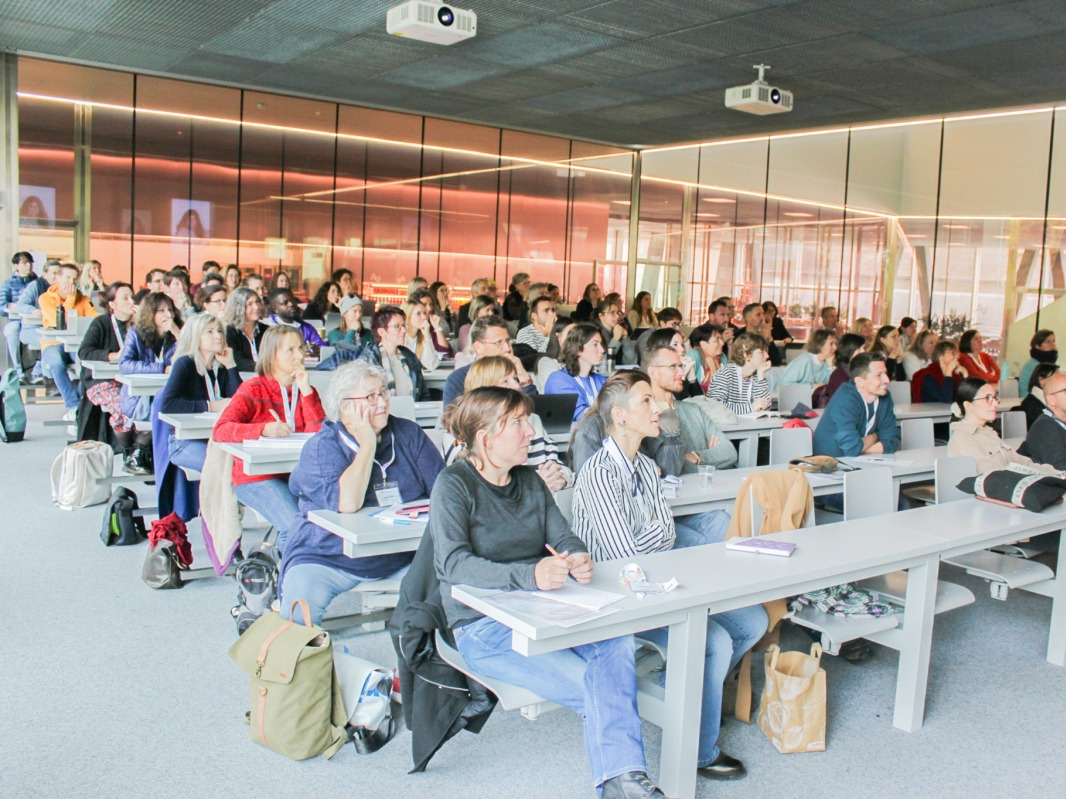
[641,106,1066,378]
[15,57,633,311]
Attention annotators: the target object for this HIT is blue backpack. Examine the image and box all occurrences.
[0,368,26,443]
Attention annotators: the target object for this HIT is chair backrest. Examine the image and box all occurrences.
[1000,377,1020,399]
[747,473,815,535]
[769,426,812,465]
[554,486,575,524]
[1001,410,1027,440]
[323,312,342,332]
[843,467,894,520]
[900,417,934,450]
[888,381,911,407]
[935,455,978,504]
[785,346,802,364]
[778,382,813,414]
[389,395,416,422]
[765,366,784,393]
[423,427,447,458]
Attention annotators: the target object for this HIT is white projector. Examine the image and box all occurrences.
[386,1,476,45]
[725,64,793,116]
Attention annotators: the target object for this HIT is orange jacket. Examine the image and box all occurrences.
[39,285,98,348]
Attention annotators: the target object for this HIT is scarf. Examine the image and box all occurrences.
[1031,347,1058,364]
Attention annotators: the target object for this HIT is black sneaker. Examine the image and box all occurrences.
[601,771,665,799]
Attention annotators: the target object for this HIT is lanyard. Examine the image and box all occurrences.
[605,437,651,517]
[864,398,879,436]
[280,382,300,428]
[110,315,124,348]
[577,375,598,407]
[339,429,396,481]
[204,369,219,403]
[246,328,258,360]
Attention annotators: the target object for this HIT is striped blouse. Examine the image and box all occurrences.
[571,437,676,562]
[707,362,770,414]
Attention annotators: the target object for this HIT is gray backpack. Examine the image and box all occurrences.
[231,542,282,635]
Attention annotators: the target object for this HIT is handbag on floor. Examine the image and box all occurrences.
[100,486,147,546]
[0,367,26,443]
[228,600,349,761]
[141,539,184,590]
[50,441,112,510]
[757,643,827,753]
[334,646,399,755]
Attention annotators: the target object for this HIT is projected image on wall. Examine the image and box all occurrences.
[19,185,55,229]
[171,199,211,238]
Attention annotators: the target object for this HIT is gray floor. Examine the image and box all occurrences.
[4,401,1066,799]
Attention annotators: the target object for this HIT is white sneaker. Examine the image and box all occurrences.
[62,408,77,422]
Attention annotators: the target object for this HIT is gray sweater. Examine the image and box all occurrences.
[431,459,586,628]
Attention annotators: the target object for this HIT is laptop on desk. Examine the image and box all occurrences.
[532,393,578,436]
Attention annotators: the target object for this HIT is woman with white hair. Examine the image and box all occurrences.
[152,313,242,519]
[278,361,445,624]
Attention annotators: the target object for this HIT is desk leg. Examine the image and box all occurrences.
[735,434,756,468]
[893,555,938,732]
[1046,530,1066,665]
[658,607,707,799]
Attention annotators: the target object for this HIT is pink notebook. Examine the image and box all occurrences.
[725,537,796,557]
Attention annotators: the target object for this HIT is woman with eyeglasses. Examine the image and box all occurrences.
[277,362,444,624]
[357,304,430,401]
[571,370,764,783]
[213,326,326,549]
[947,377,1061,475]
[223,287,270,373]
[193,284,227,315]
[593,299,637,366]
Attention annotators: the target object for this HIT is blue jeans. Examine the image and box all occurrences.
[639,605,767,767]
[234,479,299,551]
[674,510,731,547]
[41,345,78,408]
[280,562,410,625]
[168,436,207,473]
[455,616,647,789]
[4,319,20,373]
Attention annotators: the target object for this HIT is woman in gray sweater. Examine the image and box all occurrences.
[430,386,664,799]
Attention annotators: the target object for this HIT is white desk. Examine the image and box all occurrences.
[310,509,425,558]
[82,359,120,378]
[115,373,168,396]
[423,369,451,390]
[453,519,946,799]
[717,415,785,467]
[220,440,306,476]
[158,412,218,440]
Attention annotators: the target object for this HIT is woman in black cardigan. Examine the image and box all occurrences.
[77,282,137,450]
[222,286,270,372]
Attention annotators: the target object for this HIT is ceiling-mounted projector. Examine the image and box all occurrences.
[725,64,793,116]
[387,1,476,45]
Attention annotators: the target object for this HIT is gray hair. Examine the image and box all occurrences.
[323,361,388,421]
[222,286,260,329]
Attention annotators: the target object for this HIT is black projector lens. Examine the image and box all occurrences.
[437,6,455,25]
[770,88,781,104]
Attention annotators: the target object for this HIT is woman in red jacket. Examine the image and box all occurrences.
[957,329,1001,385]
[213,325,325,549]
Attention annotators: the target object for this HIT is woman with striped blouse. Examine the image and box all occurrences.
[570,369,766,783]
[706,331,772,414]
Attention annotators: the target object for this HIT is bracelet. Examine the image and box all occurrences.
[692,452,703,465]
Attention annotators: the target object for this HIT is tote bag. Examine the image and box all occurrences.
[757,643,826,753]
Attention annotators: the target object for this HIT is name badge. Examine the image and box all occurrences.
[374,480,402,507]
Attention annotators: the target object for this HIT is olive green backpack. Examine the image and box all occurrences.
[229,600,348,760]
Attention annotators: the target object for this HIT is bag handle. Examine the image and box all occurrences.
[809,642,823,661]
[291,599,313,628]
[767,643,781,671]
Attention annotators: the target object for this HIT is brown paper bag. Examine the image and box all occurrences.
[757,643,826,753]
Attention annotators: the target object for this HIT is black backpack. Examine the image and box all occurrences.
[231,542,282,635]
[100,486,147,546]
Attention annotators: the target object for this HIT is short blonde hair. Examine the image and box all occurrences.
[464,355,516,392]
[255,325,303,376]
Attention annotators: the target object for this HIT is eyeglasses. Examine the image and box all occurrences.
[975,393,1000,405]
[347,389,391,406]
[482,338,509,347]
[385,322,405,331]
